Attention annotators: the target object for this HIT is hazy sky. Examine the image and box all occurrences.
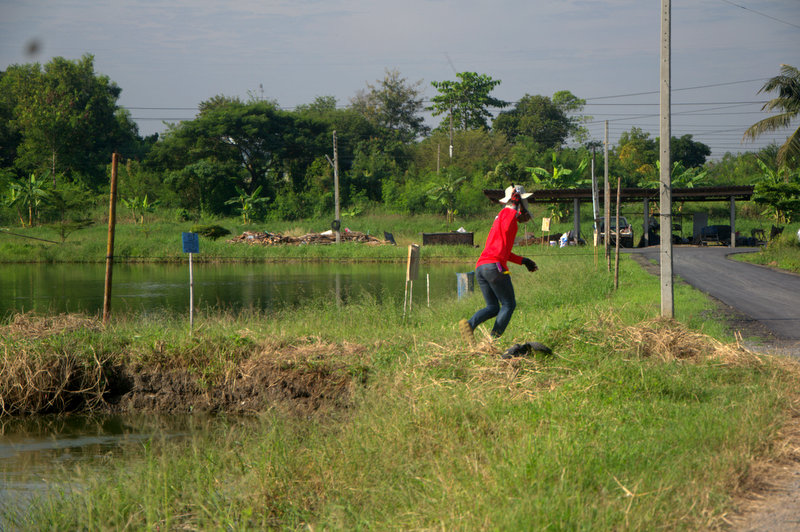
[1,0,798,157]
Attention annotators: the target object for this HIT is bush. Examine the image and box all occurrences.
[190,224,231,240]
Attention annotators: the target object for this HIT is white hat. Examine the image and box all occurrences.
[499,185,533,204]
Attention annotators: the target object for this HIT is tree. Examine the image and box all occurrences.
[615,127,658,184]
[752,158,800,223]
[1,55,140,188]
[429,72,508,131]
[493,94,570,148]
[149,98,327,208]
[670,134,710,168]
[350,69,429,143]
[553,90,592,144]
[744,64,800,168]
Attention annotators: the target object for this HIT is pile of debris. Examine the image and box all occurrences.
[228,229,389,246]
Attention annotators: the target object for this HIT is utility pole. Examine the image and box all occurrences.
[333,130,340,243]
[604,121,611,271]
[591,145,598,240]
[660,0,674,317]
[326,131,341,243]
[449,103,454,160]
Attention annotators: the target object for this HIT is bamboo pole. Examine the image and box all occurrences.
[103,152,119,325]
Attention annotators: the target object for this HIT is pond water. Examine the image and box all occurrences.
[0,413,199,525]
[0,261,473,317]
[0,261,478,521]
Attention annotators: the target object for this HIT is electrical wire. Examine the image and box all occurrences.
[718,0,800,29]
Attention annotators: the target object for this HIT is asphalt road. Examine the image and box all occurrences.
[629,246,800,341]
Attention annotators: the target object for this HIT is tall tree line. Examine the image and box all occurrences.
[3,55,794,226]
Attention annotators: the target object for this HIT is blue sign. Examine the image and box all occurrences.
[182,232,199,254]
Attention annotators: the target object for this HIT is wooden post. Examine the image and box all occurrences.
[403,244,420,320]
[188,251,194,331]
[660,0,674,317]
[103,152,119,325]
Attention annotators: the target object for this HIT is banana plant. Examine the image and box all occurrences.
[6,174,50,226]
[639,161,708,189]
[225,185,269,224]
[122,194,158,224]
[427,175,465,226]
[527,153,590,189]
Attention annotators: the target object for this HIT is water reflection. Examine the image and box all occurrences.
[0,262,471,317]
[0,414,201,523]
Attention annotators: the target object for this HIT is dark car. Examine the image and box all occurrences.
[596,216,634,248]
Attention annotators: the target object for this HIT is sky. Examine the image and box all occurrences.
[1,0,798,159]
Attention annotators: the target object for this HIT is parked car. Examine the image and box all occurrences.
[596,216,634,248]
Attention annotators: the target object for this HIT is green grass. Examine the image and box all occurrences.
[4,249,799,530]
[733,222,800,273]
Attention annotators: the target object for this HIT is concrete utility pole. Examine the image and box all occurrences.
[333,131,340,243]
[604,121,611,271]
[449,104,454,159]
[660,0,674,317]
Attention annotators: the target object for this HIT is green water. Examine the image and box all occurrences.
[0,261,473,317]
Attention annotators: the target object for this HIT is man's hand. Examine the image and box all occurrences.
[521,257,538,272]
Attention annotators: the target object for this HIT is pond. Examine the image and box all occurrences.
[0,261,474,317]
[0,413,214,526]
[0,261,477,522]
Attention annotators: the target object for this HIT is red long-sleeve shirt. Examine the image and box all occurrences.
[476,207,523,272]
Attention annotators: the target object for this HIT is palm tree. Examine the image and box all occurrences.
[744,64,800,168]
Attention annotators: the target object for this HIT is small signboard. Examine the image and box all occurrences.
[182,232,199,254]
[541,218,551,232]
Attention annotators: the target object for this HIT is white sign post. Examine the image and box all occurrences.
[182,232,200,332]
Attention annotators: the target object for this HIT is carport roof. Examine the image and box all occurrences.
[483,185,754,204]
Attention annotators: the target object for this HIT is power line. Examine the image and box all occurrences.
[718,0,800,29]
[584,78,770,101]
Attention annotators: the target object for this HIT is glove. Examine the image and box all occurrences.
[521,257,537,272]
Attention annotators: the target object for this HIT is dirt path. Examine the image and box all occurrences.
[628,249,800,531]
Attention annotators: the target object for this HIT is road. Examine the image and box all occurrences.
[628,246,800,342]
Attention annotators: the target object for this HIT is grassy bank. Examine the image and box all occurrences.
[734,223,800,273]
[0,211,493,263]
[3,249,799,530]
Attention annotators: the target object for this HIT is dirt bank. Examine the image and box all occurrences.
[103,347,367,416]
[0,313,370,417]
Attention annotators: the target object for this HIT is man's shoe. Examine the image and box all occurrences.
[458,319,474,346]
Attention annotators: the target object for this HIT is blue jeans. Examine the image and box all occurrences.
[468,263,517,337]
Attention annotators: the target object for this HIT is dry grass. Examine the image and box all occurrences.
[0,343,106,416]
[3,312,102,339]
[587,314,799,371]
[0,313,107,415]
